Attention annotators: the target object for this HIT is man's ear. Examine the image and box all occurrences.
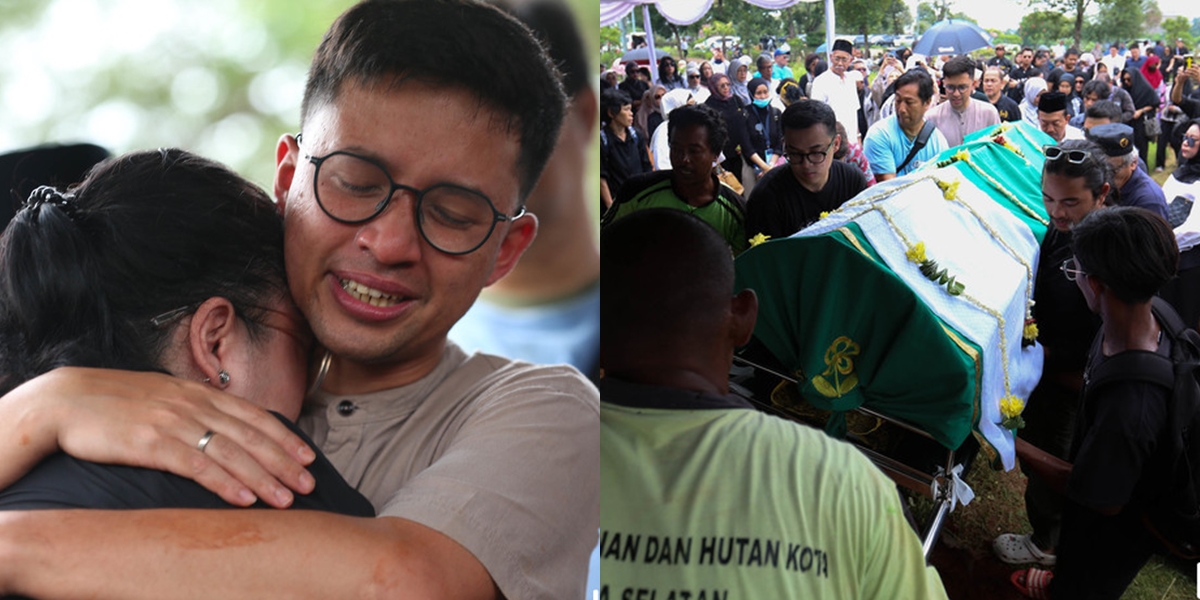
[273,133,300,215]
[730,288,759,347]
[483,213,538,287]
[186,297,239,387]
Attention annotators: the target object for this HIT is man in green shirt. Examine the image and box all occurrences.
[600,208,948,599]
[601,104,748,254]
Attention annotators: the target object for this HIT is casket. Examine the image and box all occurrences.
[735,122,1055,470]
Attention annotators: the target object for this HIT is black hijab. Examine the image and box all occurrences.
[1122,67,1160,109]
[1175,118,1200,184]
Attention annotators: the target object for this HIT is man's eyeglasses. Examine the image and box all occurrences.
[1060,257,1086,282]
[295,133,523,255]
[1184,136,1200,147]
[1043,145,1089,164]
[944,83,972,93]
[783,139,836,165]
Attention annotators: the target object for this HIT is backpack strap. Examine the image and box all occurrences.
[895,121,935,175]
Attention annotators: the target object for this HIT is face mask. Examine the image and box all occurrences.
[753,98,770,108]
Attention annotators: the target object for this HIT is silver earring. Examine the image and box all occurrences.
[217,370,231,386]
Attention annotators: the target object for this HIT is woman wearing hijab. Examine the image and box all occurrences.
[703,72,771,186]
[658,55,685,91]
[1056,72,1082,120]
[650,88,695,170]
[1020,77,1048,128]
[634,85,666,142]
[1121,66,1161,162]
[1143,55,1170,170]
[1159,118,1200,328]
[730,55,753,105]
[745,77,783,167]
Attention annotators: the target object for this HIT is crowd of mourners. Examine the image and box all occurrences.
[599,32,1200,600]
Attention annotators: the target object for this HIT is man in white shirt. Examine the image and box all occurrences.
[1100,44,1126,77]
[810,39,862,147]
[925,56,1001,147]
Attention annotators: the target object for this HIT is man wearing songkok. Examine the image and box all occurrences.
[1038,91,1086,143]
[811,39,863,146]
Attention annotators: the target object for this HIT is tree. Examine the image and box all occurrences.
[1163,16,1194,47]
[1143,0,1163,34]
[1026,0,1091,48]
[780,3,826,42]
[881,0,913,35]
[1088,0,1144,45]
[1018,10,1071,48]
[834,0,887,49]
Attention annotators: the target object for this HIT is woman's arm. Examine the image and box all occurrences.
[0,368,315,507]
[0,509,497,600]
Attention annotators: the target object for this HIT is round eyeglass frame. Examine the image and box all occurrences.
[296,133,524,256]
[783,138,836,165]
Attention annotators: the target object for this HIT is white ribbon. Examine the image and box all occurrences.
[930,464,975,512]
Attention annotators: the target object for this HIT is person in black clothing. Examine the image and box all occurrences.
[0,148,373,517]
[704,73,770,183]
[994,140,1111,571]
[745,77,782,165]
[1007,47,1038,104]
[987,43,1014,75]
[658,55,685,91]
[618,60,649,113]
[600,88,651,213]
[744,99,867,240]
[1012,207,1180,599]
[983,66,1022,122]
[1120,67,1161,163]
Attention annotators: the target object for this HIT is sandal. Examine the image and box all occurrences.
[993,533,1056,566]
[1010,567,1053,599]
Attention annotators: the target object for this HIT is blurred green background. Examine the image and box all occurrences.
[0,0,599,192]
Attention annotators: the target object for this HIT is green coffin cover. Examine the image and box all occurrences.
[735,222,980,450]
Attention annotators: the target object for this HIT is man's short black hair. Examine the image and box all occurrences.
[1085,99,1123,124]
[780,99,837,139]
[942,55,976,79]
[895,68,935,103]
[300,0,567,201]
[667,103,727,155]
[1072,207,1179,304]
[601,208,734,347]
[1082,78,1111,100]
[601,88,632,124]
[1065,47,1081,58]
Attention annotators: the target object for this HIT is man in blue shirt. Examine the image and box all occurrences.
[1086,123,1168,221]
[862,68,949,181]
[772,48,794,81]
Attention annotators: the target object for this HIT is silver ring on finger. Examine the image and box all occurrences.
[197,430,217,454]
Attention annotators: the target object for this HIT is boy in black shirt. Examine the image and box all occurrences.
[1012,207,1180,599]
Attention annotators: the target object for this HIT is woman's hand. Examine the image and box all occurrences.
[0,367,316,507]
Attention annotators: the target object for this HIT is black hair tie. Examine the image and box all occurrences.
[22,185,78,218]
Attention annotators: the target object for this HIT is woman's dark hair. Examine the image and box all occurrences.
[667,103,728,155]
[1042,139,1113,200]
[601,88,632,124]
[0,149,288,395]
[1071,207,1178,303]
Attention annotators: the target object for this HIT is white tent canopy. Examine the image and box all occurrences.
[600,0,812,27]
[601,0,835,78]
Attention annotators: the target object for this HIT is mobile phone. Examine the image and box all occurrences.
[1188,55,1195,70]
